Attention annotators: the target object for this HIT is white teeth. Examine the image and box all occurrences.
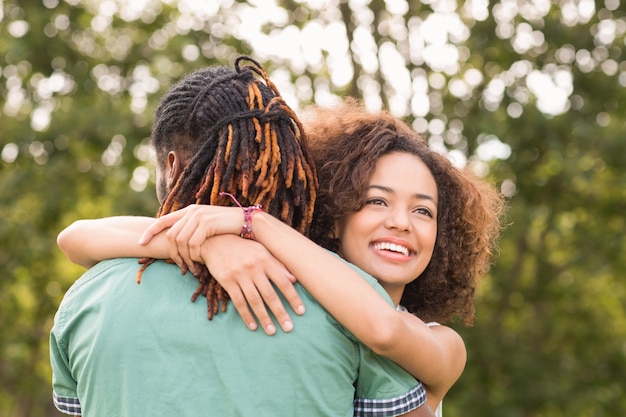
[373,242,409,256]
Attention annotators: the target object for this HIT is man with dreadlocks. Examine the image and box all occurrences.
[51,57,434,417]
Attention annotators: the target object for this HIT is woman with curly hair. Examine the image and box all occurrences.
[299,100,505,413]
[305,99,503,327]
[59,99,505,414]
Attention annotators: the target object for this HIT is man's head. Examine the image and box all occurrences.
[143,57,318,318]
[150,56,316,234]
[152,65,232,204]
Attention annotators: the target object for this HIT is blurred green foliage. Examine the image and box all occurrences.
[1,0,624,416]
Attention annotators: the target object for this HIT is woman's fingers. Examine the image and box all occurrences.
[138,207,190,245]
[240,280,277,335]
[269,269,305,317]
[165,214,189,269]
[198,235,304,334]
[223,284,259,332]
[169,213,199,270]
[241,265,304,334]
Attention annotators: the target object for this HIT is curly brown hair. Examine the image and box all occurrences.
[304,99,505,325]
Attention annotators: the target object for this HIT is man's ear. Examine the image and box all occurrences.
[167,151,184,187]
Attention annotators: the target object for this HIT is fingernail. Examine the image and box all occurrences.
[283,320,293,332]
[248,322,257,331]
[265,324,276,335]
[296,305,305,315]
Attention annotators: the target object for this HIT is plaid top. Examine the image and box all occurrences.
[354,384,427,417]
[53,385,427,417]
[52,393,81,415]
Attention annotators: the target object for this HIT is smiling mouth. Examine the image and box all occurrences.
[372,242,410,257]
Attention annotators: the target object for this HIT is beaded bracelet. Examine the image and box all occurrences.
[219,192,263,240]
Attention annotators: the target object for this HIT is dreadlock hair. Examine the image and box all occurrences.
[137,56,317,319]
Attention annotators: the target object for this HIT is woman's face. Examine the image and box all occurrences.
[336,152,438,304]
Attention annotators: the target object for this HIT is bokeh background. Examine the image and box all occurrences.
[1,0,625,416]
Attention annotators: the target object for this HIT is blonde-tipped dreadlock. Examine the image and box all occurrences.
[138,56,317,319]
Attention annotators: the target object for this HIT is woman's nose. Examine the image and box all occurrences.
[384,208,411,232]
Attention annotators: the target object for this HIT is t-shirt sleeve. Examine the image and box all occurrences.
[329,253,427,416]
[353,345,427,417]
[50,309,82,415]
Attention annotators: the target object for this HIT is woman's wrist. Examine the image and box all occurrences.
[247,211,275,243]
[239,205,263,240]
[219,193,264,240]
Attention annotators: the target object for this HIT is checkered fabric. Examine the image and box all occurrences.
[53,392,81,416]
[354,383,427,417]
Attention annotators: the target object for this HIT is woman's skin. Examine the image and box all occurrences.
[58,222,305,334]
[57,152,465,411]
[335,152,438,305]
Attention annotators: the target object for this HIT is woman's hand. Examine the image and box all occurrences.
[138,204,243,268]
[201,236,305,335]
[139,204,305,335]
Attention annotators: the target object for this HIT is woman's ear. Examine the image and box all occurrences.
[332,221,343,256]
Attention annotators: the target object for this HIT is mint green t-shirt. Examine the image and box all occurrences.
[50,257,425,417]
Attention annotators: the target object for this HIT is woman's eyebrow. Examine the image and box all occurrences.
[366,184,436,203]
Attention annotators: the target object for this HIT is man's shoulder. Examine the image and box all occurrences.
[77,258,177,281]
[59,258,138,303]
[71,258,141,286]
[323,249,393,305]
[324,250,374,283]
[85,257,142,273]
[53,258,186,332]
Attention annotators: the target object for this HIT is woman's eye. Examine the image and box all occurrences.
[366,198,386,206]
[414,207,434,218]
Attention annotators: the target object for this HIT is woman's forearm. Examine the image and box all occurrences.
[250,213,453,378]
[57,216,167,268]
